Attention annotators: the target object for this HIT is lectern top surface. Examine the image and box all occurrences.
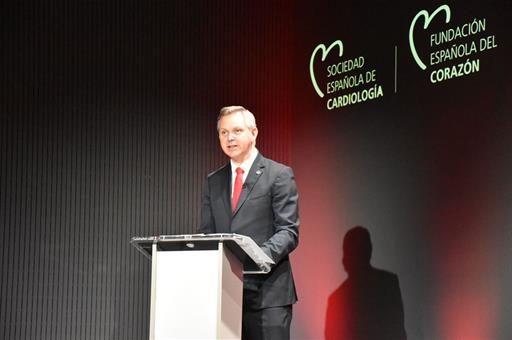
[130,233,274,274]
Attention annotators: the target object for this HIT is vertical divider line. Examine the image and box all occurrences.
[394,45,398,94]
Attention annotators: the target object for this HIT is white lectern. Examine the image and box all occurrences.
[131,233,274,340]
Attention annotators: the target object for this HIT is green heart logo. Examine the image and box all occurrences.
[409,4,451,70]
[309,40,344,98]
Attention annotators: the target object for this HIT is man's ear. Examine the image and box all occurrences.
[251,127,258,139]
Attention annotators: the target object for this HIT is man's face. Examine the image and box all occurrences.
[218,111,258,163]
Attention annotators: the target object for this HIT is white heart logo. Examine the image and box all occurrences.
[409,4,451,70]
[309,40,344,98]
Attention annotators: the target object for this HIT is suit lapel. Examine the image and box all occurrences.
[233,154,266,216]
[220,165,232,220]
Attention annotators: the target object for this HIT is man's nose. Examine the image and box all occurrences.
[227,133,235,141]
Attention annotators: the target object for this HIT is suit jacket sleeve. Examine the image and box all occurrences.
[260,166,299,265]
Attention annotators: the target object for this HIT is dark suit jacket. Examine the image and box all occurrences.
[199,153,299,310]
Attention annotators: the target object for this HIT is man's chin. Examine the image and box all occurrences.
[224,150,240,160]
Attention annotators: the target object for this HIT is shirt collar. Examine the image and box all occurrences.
[230,148,258,175]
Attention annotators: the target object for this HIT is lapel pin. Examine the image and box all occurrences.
[256,170,262,175]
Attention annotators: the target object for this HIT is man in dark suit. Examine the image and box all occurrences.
[198,106,299,340]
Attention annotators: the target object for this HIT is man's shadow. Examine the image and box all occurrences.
[325,226,407,340]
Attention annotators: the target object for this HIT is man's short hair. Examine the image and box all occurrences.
[217,106,257,131]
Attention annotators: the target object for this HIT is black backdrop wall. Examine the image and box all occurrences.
[1,1,511,339]
[1,1,294,339]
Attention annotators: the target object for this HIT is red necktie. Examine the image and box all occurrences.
[232,167,244,211]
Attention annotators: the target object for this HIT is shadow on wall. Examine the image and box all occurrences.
[325,226,407,340]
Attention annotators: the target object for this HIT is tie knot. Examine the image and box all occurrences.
[236,167,244,175]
